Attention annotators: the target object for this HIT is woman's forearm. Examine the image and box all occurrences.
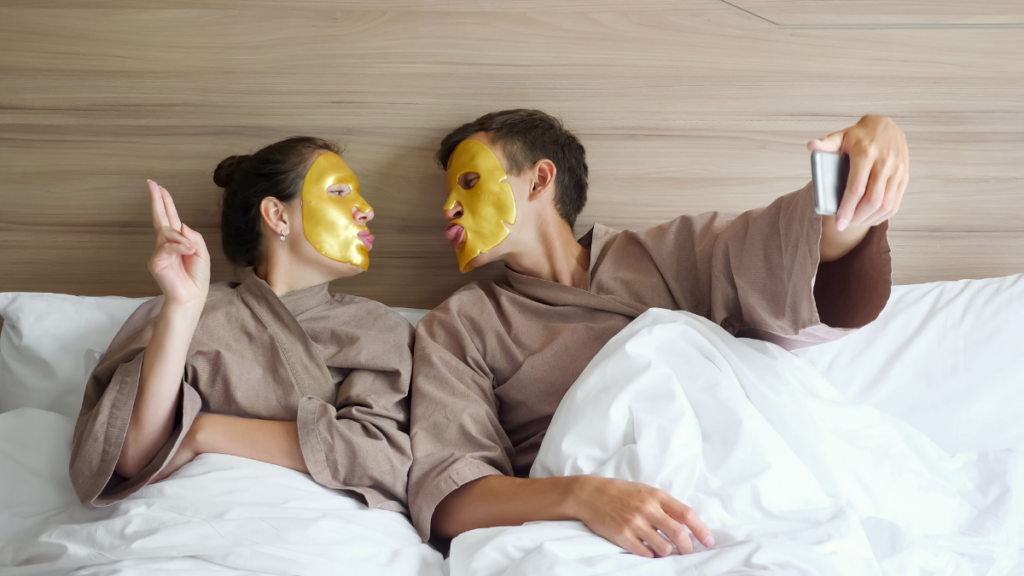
[193,414,309,473]
[115,302,202,478]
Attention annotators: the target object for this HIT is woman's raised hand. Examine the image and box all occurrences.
[147,180,210,308]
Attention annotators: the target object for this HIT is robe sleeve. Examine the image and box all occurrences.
[630,182,892,349]
[68,296,203,506]
[406,301,512,542]
[296,309,416,514]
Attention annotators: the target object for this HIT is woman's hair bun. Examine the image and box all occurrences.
[213,154,251,189]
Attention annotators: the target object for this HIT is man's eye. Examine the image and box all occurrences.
[458,172,480,190]
[328,185,352,198]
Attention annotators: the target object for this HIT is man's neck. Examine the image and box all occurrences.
[503,217,591,290]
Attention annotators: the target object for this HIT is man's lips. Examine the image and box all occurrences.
[357,230,374,250]
[445,223,465,250]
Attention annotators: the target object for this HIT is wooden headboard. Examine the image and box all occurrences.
[2,1,1022,310]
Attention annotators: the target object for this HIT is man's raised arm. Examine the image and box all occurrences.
[810,114,909,262]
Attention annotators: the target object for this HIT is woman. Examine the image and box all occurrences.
[69,137,413,514]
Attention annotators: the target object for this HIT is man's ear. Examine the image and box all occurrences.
[259,197,290,236]
[529,159,557,201]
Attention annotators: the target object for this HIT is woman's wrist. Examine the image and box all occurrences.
[187,414,213,454]
[159,299,205,331]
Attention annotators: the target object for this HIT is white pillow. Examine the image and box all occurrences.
[0,293,150,419]
[796,273,1024,454]
[0,293,431,420]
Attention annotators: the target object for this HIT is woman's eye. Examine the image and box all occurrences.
[329,185,352,198]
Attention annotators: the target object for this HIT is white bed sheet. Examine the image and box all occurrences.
[449,309,1022,575]
[2,274,1022,575]
[796,273,1024,455]
[0,408,445,576]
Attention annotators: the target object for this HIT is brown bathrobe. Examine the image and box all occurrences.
[70,268,414,514]
[408,184,893,540]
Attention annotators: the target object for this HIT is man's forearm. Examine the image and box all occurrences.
[819,216,870,262]
[432,475,579,539]
[194,414,309,473]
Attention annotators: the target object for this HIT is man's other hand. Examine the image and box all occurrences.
[570,476,714,557]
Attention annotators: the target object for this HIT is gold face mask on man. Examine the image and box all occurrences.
[444,140,518,273]
[301,152,374,270]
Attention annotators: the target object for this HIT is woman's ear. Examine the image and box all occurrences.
[259,197,290,238]
[530,159,557,201]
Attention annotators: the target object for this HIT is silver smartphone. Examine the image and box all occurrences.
[811,151,849,216]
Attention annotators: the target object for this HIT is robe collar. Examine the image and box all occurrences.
[502,223,644,318]
[238,268,333,317]
[234,267,336,398]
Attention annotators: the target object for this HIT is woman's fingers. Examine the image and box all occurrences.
[149,180,169,231]
[181,224,209,262]
[149,242,195,276]
[155,240,196,259]
[160,185,183,232]
[158,226,193,249]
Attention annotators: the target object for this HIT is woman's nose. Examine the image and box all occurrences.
[444,201,464,221]
[353,208,374,225]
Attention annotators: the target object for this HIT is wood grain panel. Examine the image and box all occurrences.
[1,8,1022,79]
[0,0,1021,308]
[728,1,1024,27]
[0,224,504,307]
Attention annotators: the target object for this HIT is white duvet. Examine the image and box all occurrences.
[0,408,444,576]
[4,277,1024,575]
[450,309,1022,576]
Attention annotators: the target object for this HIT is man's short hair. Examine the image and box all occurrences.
[436,109,589,228]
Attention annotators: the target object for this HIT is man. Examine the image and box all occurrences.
[409,109,907,557]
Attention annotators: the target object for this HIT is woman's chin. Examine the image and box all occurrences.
[323,259,366,280]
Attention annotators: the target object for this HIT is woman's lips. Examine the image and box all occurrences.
[357,230,374,250]
[445,224,465,250]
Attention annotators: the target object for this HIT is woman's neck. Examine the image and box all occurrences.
[254,257,331,296]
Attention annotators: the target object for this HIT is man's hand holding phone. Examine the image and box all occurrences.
[808,115,909,232]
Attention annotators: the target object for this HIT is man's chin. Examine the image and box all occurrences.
[456,247,499,273]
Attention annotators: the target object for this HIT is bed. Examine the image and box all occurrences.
[2,273,1022,575]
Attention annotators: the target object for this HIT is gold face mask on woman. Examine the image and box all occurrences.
[444,140,518,273]
[301,152,373,270]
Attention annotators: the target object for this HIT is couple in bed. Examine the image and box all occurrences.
[69,109,907,557]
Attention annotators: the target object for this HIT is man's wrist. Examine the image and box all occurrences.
[558,475,591,522]
[820,215,871,263]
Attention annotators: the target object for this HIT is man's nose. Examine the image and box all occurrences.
[353,208,374,225]
[444,201,464,221]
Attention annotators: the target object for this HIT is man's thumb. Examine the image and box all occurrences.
[807,130,844,153]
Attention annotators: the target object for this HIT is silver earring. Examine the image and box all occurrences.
[279,231,286,242]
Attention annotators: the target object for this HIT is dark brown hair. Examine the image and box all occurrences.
[436,109,589,228]
[214,136,340,267]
